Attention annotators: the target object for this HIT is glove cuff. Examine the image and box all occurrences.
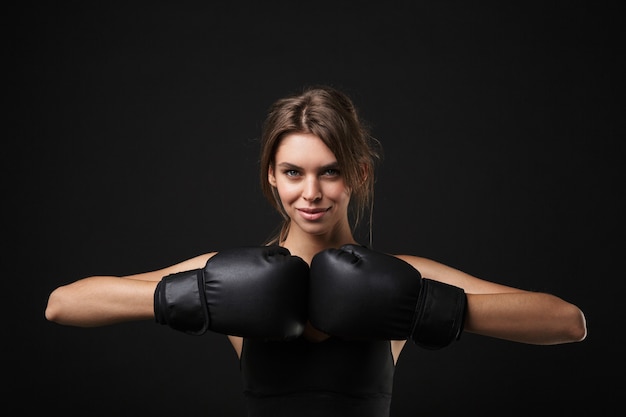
[411,278,467,349]
[154,269,209,335]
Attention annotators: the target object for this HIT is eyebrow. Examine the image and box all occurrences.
[276,162,340,171]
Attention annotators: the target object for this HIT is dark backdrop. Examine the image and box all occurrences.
[7,1,623,416]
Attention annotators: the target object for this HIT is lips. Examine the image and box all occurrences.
[297,207,330,221]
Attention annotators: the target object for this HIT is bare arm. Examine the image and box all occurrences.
[396,254,587,345]
[45,253,215,327]
[464,292,586,345]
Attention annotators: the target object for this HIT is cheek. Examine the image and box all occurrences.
[275,181,300,203]
[326,182,351,203]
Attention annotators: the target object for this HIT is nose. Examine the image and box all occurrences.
[302,176,322,202]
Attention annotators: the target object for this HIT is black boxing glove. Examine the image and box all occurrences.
[154,246,309,340]
[309,244,466,349]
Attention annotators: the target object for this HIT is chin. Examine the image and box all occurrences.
[294,222,331,237]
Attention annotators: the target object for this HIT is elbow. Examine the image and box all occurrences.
[555,300,587,343]
[45,286,69,324]
[44,289,60,323]
[533,293,588,345]
[568,305,588,342]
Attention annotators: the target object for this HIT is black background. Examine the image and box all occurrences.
[7,1,624,416]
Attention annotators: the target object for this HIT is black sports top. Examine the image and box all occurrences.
[240,336,395,417]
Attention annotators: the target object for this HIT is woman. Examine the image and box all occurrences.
[45,85,587,417]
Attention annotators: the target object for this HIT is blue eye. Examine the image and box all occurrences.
[284,169,300,177]
[324,168,340,176]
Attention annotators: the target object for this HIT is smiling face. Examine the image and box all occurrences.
[258,86,380,247]
[268,133,353,241]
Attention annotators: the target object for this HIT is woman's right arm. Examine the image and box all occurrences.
[45,253,215,327]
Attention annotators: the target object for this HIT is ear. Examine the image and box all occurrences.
[268,165,277,187]
[359,163,369,186]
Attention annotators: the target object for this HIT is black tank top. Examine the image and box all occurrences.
[240,336,395,417]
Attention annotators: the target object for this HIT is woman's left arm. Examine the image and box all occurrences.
[396,255,587,345]
[463,292,586,344]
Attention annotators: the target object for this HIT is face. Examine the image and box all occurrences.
[268,133,352,238]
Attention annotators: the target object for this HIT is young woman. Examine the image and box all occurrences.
[45,85,587,417]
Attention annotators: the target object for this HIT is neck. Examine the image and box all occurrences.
[280,224,357,265]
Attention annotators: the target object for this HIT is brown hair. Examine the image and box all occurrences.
[259,85,382,245]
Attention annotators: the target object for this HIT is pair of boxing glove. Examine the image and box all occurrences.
[154,245,467,349]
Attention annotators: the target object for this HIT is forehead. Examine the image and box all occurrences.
[274,133,337,165]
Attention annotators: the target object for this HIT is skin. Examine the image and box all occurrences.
[45,132,587,365]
